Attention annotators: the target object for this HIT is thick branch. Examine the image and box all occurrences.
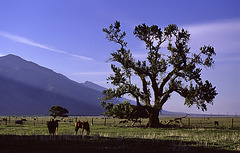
[149,74,159,104]
[140,76,150,105]
[158,69,175,96]
[159,88,175,108]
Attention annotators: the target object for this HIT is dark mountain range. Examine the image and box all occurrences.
[0,54,106,116]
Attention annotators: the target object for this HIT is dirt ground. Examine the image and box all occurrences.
[0,135,238,153]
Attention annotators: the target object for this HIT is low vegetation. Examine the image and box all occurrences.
[0,116,239,152]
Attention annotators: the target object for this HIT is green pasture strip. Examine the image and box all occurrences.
[0,116,240,151]
[90,126,240,150]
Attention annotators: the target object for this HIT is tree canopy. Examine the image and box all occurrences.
[102,21,217,127]
[101,100,133,119]
[49,105,69,119]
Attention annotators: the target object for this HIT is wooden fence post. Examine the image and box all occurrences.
[4,118,7,125]
[188,118,190,127]
[231,118,234,128]
[92,118,94,125]
[104,118,107,126]
[33,118,36,126]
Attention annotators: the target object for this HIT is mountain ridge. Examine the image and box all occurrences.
[0,54,104,115]
[0,54,185,116]
[81,81,107,92]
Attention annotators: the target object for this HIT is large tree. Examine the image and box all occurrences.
[102,21,217,127]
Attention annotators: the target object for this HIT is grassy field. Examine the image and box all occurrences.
[0,116,240,152]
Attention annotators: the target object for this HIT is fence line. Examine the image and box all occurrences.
[1,116,240,128]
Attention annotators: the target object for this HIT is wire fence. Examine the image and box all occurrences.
[1,115,240,129]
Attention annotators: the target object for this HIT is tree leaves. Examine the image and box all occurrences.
[102,21,127,48]
[181,80,217,111]
[49,105,69,118]
[102,21,217,114]
[101,101,134,119]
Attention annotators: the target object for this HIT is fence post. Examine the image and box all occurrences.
[188,118,190,127]
[231,118,234,128]
[4,118,7,125]
[104,118,107,126]
[92,118,94,125]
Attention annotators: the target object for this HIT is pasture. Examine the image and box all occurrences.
[0,116,240,152]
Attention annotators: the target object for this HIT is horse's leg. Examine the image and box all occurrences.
[86,129,90,135]
[81,128,84,135]
[75,126,79,135]
[56,127,58,135]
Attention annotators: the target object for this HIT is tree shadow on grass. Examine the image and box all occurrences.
[0,135,238,153]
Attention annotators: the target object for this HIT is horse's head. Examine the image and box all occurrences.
[82,121,90,135]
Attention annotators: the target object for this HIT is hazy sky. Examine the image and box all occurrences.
[0,0,239,115]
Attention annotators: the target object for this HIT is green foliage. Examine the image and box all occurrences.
[49,105,69,118]
[101,100,134,119]
[102,21,218,116]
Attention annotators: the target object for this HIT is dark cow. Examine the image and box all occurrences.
[119,120,128,124]
[214,121,219,127]
[15,120,23,124]
[47,119,58,135]
[75,121,90,135]
[15,119,27,125]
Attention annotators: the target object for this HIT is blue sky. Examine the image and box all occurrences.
[0,0,239,115]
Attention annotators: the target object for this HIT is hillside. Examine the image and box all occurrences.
[0,54,186,116]
[0,54,104,115]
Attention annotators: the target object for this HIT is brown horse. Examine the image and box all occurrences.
[75,121,90,135]
[47,119,58,135]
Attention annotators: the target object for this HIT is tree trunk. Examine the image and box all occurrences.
[146,108,160,128]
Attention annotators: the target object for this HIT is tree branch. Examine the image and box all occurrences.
[158,69,175,96]
[140,75,151,105]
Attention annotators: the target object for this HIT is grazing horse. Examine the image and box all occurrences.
[75,121,90,135]
[47,119,58,135]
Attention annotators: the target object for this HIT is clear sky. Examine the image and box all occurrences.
[0,0,239,115]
